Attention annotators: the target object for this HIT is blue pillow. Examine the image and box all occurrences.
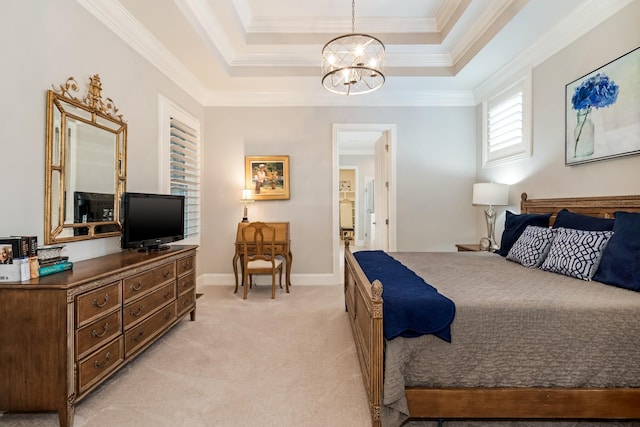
[498,211,552,257]
[593,211,640,291]
[553,208,614,231]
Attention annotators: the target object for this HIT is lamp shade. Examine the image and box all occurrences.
[472,183,509,206]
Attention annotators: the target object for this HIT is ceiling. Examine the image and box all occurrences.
[79,0,628,107]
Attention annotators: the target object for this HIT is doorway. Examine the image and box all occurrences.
[333,123,396,283]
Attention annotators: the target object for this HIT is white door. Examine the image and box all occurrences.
[364,177,375,249]
[374,132,389,251]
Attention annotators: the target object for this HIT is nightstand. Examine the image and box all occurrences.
[455,243,482,252]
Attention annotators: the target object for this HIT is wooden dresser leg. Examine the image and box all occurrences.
[59,399,75,427]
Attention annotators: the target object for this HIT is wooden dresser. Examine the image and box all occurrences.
[0,245,197,427]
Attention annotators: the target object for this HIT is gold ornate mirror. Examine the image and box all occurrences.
[45,74,127,244]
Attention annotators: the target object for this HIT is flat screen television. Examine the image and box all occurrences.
[121,192,185,251]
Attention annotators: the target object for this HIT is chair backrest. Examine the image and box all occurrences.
[241,222,277,264]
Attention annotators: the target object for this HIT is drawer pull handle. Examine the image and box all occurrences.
[182,280,191,288]
[93,352,111,369]
[91,294,109,308]
[129,306,143,317]
[162,270,171,278]
[165,310,173,319]
[164,291,173,299]
[130,281,142,291]
[182,261,191,270]
[182,299,191,306]
[132,330,144,342]
[91,323,109,338]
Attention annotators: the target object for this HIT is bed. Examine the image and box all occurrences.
[343,193,640,427]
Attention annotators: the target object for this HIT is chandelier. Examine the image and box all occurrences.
[321,0,385,95]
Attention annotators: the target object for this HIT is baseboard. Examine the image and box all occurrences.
[198,273,340,287]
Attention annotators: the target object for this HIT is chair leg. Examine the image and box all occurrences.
[271,273,276,299]
[243,272,249,299]
[279,267,286,293]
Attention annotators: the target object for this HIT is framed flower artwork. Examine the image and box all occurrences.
[565,46,640,165]
[245,155,290,200]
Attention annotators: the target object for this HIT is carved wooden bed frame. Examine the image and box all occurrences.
[343,193,640,426]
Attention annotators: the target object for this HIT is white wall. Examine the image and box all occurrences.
[476,1,640,241]
[201,106,477,283]
[0,0,203,262]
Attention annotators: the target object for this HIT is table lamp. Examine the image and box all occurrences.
[240,189,254,223]
[472,182,509,251]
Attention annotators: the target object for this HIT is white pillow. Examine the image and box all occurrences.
[540,227,613,281]
[506,225,555,268]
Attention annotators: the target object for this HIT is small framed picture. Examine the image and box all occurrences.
[339,180,351,191]
[245,155,290,200]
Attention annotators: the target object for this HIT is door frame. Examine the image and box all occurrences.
[333,123,397,283]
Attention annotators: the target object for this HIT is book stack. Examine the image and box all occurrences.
[0,235,38,282]
[37,245,73,278]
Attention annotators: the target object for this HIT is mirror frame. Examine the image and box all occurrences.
[45,74,127,244]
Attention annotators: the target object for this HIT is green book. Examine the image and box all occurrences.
[38,261,73,277]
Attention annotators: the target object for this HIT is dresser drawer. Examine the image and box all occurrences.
[124,303,177,357]
[77,337,124,395]
[123,261,175,303]
[123,282,176,330]
[76,282,122,327]
[76,310,123,360]
[176,272,195,297]
[177,254,195,276]
[177,288,196,318]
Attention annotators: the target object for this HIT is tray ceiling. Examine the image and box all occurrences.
[79,0,630,106]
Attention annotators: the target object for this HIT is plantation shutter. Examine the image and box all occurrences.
[487,91,522,153]
[170,117,200,237]
[482,77,531,167]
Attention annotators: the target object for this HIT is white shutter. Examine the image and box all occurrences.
[482,76,531,167]
[170,117,200,238]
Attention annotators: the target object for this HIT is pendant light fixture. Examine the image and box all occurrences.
[321,0,385,95]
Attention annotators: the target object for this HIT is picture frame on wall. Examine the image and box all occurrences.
[245,155,290,200]
[339,180,351,191]
[565,46,640,165]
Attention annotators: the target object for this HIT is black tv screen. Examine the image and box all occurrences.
[121,192,185,251]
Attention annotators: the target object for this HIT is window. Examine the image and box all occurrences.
[158,95,200,242]
[481,75,531,167]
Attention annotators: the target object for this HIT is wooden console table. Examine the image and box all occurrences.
[0,245,197,427]
[233,222,292,291]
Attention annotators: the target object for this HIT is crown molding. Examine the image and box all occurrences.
[474,0,633,101]
[75,0,208,104]
[76,0,633,107]
[203,89,476,107]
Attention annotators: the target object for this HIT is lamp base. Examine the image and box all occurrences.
[241,204,249,223]
[484,205,499,251]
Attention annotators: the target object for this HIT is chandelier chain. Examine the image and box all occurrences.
[351,0,355,33]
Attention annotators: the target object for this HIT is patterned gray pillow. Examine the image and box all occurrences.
[540,227,613,281]
[506,225,555,268]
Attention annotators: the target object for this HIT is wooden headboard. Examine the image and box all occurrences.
[520,192,640,225]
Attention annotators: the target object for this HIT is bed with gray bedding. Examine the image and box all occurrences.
[343,193,640,427]
[382,251,640,426]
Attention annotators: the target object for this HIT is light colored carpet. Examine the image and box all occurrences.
[0,285,371,427]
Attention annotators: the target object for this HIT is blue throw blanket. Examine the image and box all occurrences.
[353,251,456,342]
